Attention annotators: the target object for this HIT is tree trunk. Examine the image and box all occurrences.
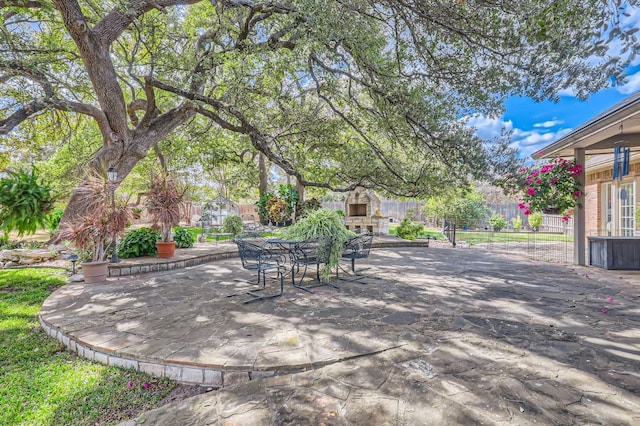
[259,152,268,196]
[296,178,304,203]
[56,119,192,241]
[257,151,269,223]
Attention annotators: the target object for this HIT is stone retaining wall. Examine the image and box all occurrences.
[0,248,60,268]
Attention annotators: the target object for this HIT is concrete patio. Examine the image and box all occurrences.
[39,240,640,425]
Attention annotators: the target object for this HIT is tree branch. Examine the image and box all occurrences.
[0,60,55,97]
[138,77,158,129]
[94,0,203,46]
[0,100,47,135]
[0,0,43,8]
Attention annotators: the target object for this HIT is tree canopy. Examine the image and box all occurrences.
[1,1,638,217]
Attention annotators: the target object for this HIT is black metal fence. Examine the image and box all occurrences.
[442,217,573,264]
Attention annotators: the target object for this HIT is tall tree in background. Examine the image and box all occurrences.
[0,1,637,224]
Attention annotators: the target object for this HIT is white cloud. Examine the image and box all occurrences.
[510,128,573,159]
[616,70,640,95]
[533,119,563,128]
[465,113,573,160]
[557,87,577,98]
[465,114,513,140]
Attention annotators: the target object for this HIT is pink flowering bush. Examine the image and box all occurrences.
[515,158,583,222]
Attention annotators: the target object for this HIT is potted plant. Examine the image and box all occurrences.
[60,169,131,282]
[144,173,188,258]
[255,191,275,225]
[277,183,299,221]
[266,196,291,226]
[489,214,507,232]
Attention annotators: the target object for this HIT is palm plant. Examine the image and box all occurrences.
[60,170,131,262]
[144,173,188,242]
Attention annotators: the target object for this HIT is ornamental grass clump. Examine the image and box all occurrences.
[284,208,354,281]
[516,158,583,222]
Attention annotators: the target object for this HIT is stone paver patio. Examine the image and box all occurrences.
[39,242,640,425]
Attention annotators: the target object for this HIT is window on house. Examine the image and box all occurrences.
[603,182,612,236]
[619,182,635,236]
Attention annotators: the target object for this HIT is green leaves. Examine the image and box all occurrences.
[396,219,424,240]
[117,227,160,258]
[0,168,57,237]
[222,215,243,236]
[173,226,195,248]
[2,0,638,209]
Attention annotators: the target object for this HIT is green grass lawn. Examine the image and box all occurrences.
[387,222,572,246]
[455,230,573,245]
[0,268,176,425]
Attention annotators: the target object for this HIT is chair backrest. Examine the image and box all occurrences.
[292,236,333,265]
[343,232,373,257]
[234,232,268,248]
[235,239,266,271]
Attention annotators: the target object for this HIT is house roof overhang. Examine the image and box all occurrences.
[533,91,640,160]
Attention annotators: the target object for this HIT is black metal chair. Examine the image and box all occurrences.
[337,232,373,281]
[229,238,285,303]
[231,233,269,284]
[289,236,339,293]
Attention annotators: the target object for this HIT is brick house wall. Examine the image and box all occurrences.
[584,157,640,235]
[583,182,599,236]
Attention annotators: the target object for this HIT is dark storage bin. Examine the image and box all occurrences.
[588,236,640,270]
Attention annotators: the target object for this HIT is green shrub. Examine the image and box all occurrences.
[47,208,65,232]
[528,211,543,229]
[222,214,244,235]
[0,168,57,239]
[255,191,275,223]
[396,219,424,240]
[173,226,195,248]
[489,213,507,231]
[512,216,522,230]
[117,227,160,258]
[296,198,322,218]
[186,227,202,240]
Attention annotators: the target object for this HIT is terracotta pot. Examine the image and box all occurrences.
[156,241,176,258]
[81,261,109,283]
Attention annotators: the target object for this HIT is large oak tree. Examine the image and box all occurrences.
[1,0,637,222]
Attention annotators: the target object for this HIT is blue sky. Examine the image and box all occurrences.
[468,5,640,161]
[469,81,639,160]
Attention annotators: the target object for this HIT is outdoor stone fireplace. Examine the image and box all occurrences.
[344,188,388,234]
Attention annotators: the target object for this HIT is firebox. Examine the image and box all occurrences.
[343,188,388,234]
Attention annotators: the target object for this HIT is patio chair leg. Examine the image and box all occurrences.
[314,264,339,289]
[336,260,375,284]
[233,271,266,288]
[242,272,284,304]
[293,264,339,292]
[228,271,268,297]
[292,263,315,293]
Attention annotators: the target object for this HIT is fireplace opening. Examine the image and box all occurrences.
[349,203,367,217]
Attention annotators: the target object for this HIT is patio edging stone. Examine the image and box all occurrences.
[43,236,433,387]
